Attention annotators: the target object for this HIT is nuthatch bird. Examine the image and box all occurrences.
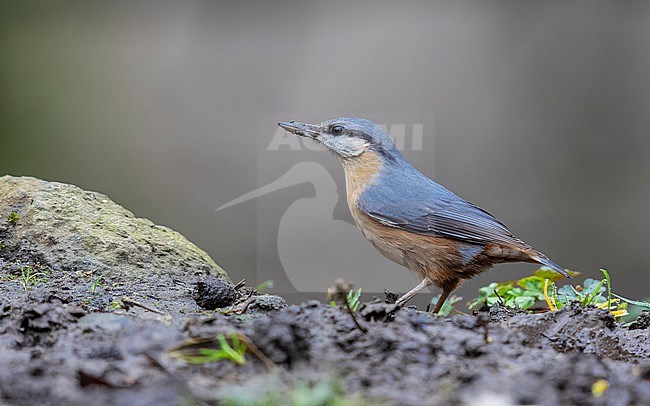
[278,117,569,314]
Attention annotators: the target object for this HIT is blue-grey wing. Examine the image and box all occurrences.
[357,173,528,248]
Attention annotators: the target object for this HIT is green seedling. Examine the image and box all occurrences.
[544,269,633,318]
[555,278,605,307]
[254,279,274,292]
[329,288,363,312]
[328,285,366,332]
[221,375,380,406]
[108,300,123,310]
[346,288,362,312]
[289,377,375,406]
[170,333,248,365]
[18,265,50,291]
[468,268,566,310]
[90,275,104,293]
[430,294,462,316]
[471,267,649,320]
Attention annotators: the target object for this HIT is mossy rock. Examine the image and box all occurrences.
[0,175,229,284]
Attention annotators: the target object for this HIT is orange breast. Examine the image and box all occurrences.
[340,150,499,288]
[348,204,470,286]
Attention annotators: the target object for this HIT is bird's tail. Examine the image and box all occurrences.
[532,254,571,278]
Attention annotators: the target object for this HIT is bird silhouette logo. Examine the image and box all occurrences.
[216,161,413,292]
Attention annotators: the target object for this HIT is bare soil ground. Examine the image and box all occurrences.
[1,266,649,406]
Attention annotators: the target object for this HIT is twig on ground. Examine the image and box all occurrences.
[121,295,168,316]
[234,289,255,315]
[345,301,367,333]
[233,332,276,371]
[233,279,246,290]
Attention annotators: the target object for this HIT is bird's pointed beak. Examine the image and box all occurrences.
[278,121,321,139]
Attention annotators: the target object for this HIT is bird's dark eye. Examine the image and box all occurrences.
[331,125,343,135]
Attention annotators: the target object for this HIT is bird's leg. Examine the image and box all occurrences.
[431,287,453,314]
[395,278,433,308]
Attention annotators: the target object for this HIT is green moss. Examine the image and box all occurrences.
[7,211,19,225]
[0,176,230,283]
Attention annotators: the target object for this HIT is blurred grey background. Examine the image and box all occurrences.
[2,1,649,306]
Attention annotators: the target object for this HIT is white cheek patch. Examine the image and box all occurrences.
[324,136,370,158]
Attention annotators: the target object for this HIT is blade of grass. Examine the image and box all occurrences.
[600,269,612,311]
[216,334,246,365]
[612,293,650,308]
[584,279,605,306]
[254,280,274,292]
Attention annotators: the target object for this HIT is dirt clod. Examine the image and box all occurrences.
[193,277,237,309]
[629,310,650,330]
